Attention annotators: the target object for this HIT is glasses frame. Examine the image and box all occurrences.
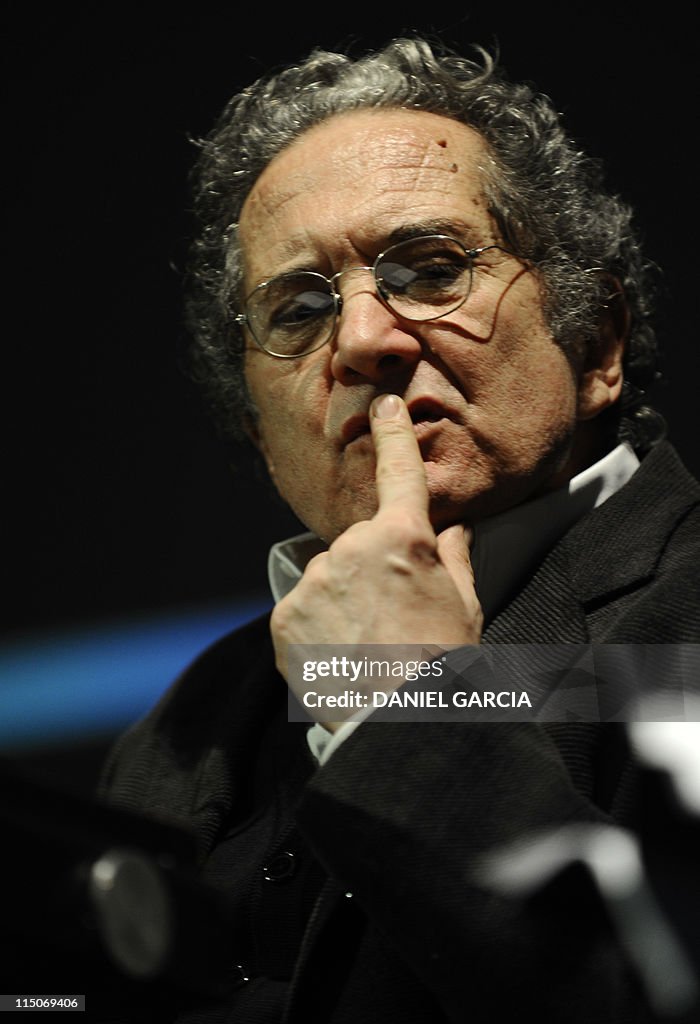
[233,234,515,359]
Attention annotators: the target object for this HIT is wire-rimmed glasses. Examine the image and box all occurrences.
[233,234,513,358]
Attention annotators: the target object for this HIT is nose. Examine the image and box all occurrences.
[328,267,423,384]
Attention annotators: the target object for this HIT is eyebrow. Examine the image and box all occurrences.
[383,219,482,248]
[248,218,486,290]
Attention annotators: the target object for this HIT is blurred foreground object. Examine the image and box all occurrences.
[479,719,700,1022]
[0,762,239,1016]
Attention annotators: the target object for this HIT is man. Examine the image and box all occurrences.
[101,38,700,1022]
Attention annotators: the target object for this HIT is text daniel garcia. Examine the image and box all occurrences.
[302,689,533,710]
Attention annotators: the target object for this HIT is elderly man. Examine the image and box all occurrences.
[102,38,700,1023]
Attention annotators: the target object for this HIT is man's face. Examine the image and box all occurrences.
[239,109,605,542]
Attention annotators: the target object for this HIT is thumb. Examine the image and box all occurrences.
[436,524,479,609]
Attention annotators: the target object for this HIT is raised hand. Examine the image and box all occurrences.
[271,394,483,726]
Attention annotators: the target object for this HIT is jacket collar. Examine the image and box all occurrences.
[561,441,700,605]
[483,442,700,645]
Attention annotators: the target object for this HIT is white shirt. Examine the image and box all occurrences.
[267,444,640,764]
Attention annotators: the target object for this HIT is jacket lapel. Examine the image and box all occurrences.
[483,442,700,646]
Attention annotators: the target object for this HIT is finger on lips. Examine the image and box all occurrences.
[370,394,430,515]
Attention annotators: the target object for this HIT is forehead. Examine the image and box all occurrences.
[237,109,494,279]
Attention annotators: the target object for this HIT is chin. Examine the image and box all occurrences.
[427,482,522,529]
[423,465,480,528]
[316,498,379,543]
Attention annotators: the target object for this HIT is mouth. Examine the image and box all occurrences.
[340,398,454,448]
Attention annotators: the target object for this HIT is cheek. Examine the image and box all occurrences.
[486,359,579,458]
[245,360,333,491]
[443,288,579,461]
[493,355,578,419]
[479,286,578,411]
[257,420,339,540]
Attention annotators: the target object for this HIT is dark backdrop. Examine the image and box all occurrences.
[4,4,698,639]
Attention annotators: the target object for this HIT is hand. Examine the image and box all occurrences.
[271,393,483,727]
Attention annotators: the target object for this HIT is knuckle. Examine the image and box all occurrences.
[303,551,328,580]
[383,507,431,540]
[328,521,372,559]
[380,510,437,563]
[270,601,288,636]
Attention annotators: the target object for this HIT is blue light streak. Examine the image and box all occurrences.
[0,600,271,750]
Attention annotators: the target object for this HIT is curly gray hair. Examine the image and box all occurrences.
[185,37,663,450]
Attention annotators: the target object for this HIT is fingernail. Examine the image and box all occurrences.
[372,394,401,419]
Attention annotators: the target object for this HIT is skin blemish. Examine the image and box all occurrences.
[436,139,447,147]
[450,163,458,173]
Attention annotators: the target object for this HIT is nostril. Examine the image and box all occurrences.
[378,353,403,368]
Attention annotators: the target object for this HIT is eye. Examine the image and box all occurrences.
[376,238,471,301]
[377,256,469,304]
[269,288,335,328]
[409,258,465,287]
[251,272,336,336]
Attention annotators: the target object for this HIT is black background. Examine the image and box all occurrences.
[3,3,698,640]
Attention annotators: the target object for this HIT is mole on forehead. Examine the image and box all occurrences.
[244,111,487,214]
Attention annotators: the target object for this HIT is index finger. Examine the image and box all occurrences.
[370,393,430,514]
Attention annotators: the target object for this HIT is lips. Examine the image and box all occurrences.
[341,414,372,447]
[407,398,452,426]
[340,397,456,447]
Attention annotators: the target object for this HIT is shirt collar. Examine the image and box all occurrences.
[267,444,640,619]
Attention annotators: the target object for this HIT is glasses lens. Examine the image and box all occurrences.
[376,236,472,320]
[247,273,336,356]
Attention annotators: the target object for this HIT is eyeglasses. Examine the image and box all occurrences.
[233,234,514,359]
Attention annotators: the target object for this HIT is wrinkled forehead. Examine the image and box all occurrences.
[244,110,490,211]
[236,108,495,282]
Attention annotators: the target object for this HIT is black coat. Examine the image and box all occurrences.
[100,441,700,1023]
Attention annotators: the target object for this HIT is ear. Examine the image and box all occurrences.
[577,279,629,422]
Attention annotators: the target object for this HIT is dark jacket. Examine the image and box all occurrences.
[100,441,700,1023]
